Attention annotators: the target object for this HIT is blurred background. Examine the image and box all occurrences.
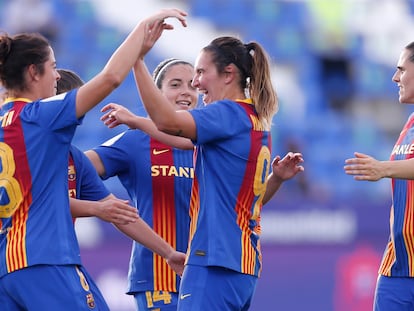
[1,0,413,309]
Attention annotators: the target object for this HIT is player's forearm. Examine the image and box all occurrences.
[134,117,194,149]
[76,23,149,117]
[383,158,414,179]
[262,173,283,205]
[70,198,100,218]
[133,60,180,132]
[115,219,175,259]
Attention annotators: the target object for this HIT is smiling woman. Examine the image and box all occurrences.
[344,41,414,310]
[84,58,198,310]
[130,27,304,310]
[0,8,189,310]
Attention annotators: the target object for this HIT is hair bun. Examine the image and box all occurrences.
[0,35,12,66]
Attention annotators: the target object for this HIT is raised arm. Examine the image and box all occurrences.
[74,9,187,118]
[129,19,197,139]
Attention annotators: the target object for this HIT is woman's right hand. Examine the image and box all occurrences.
[101,103,136,129]
[139,8,188,58]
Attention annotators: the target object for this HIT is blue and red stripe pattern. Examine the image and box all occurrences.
[93,129,193,293]
[0,92,82,278]
[3,101,32,272]
[187,98,271,277]
[380,113,414,277]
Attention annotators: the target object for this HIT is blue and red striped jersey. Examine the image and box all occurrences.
[68,145,109,201]
[0,90,82,277]
[93,129,193,293]
[187,99,272,277]
[380,113,414,277]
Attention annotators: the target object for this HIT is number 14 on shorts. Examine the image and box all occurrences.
[145,291,172,308]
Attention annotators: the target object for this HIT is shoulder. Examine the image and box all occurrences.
[40,89,77,106]
[191,99,240,115]
[69,145,89,165]
[101,130,130,147]
[97,130,149,157]
[70,144,82,154]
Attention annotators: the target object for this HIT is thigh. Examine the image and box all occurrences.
[374,275,414,311]
[1,264,110,311]
[76,265,110,311]
[178,265,257,311]
[0,276,22,311]
[134,291,178,311]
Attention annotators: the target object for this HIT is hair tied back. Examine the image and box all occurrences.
[0,35,12,66]
[245,42,255,57]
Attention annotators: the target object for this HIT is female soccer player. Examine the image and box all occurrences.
[129,19,304,311]
[0,9,187,310]
[345,41,414,311]
[86,58,198,310]
[57,68,139,225]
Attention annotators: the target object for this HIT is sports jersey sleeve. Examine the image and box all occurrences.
[92,130,134,180]
[20,90,82,143]
[93,129,193,294]
[189,99,252,144]
[69,145,110,201]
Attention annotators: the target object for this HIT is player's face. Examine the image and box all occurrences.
[392,48,414,104]
[192,51,226,105]
[39,47,60,98]
[160,64,198,111]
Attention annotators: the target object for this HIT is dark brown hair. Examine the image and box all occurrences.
[405,42,414,62]
[0,32,50,92]
[152,58,193,89]
[203,36,278,130]
[57,69,84,94]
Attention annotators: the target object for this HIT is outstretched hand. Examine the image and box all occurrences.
[344,152,383,181]
[271,152,304,182]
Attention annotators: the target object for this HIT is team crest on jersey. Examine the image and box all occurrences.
[68,164,76,181]
[86,293,96,308]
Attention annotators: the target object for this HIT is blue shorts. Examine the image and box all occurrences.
[0,264,109,311]
[177,265,257,311]
[374,275,414,311]
[133,291,178,310]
